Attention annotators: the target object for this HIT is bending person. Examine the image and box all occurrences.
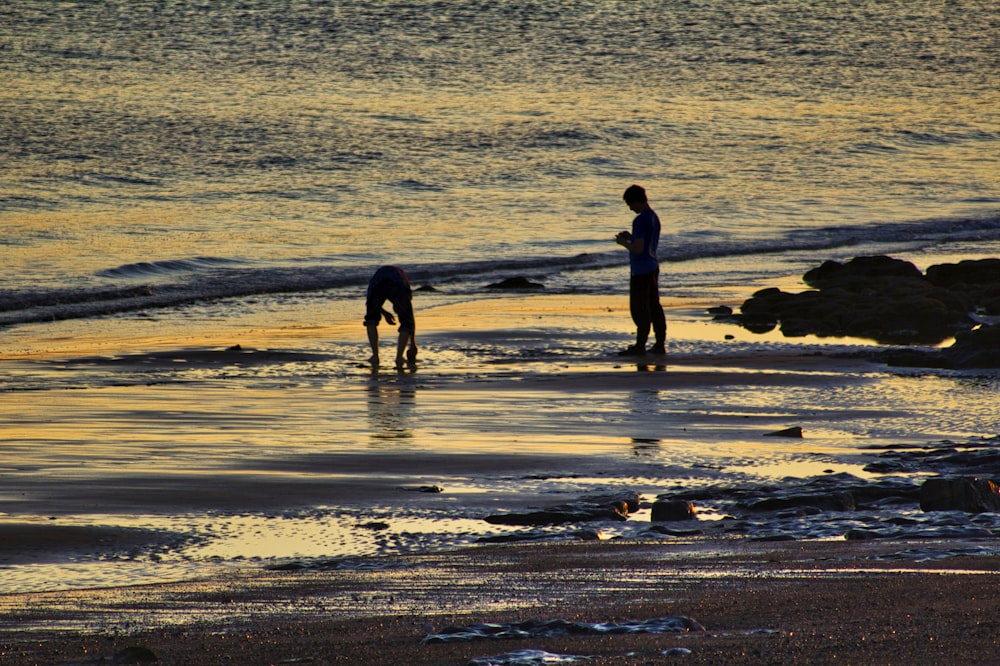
[364,265,418,368]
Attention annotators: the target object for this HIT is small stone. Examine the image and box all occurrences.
[765,426,803,438]
[486,276,545,290]
[651,500,697,522]
[113,646,159,663]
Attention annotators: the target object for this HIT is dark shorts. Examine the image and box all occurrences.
[364,267,415,332]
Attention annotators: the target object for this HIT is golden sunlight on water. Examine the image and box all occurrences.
[1,1,998,605]
[0,291,996,593]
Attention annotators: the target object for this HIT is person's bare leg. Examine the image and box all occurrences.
[366,324,380,366]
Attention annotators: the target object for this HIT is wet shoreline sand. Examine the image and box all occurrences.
[2,292,998,662]
[3,539,999,664]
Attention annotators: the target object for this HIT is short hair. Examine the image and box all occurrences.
[623,184,647,204]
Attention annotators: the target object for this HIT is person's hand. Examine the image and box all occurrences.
[381,308,396,326]
[616,230,631,244]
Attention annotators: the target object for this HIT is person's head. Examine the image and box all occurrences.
[623,184,649,213]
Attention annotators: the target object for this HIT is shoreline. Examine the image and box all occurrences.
[3,538,999,664]
[2,291,998,662]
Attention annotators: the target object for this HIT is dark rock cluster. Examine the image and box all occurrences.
[725,255,1000,347]
[861,438,1000,477]
[665,437,1000,518]
[659,472,922,519]
[476,438,1000,545]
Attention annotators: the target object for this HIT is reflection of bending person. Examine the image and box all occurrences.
[367,383,416,443]
[364,266,418,368]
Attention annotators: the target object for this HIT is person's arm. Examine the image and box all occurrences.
[406,334,418,363]
[395,327,418,368]
[627,236,645,254]
[616,231,645,254]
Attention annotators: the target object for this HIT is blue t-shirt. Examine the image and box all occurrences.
[630,208,660,276]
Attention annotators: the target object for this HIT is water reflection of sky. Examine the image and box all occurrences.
[0,292,997,594]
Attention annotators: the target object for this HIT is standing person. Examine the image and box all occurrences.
[364,265,418,368]
[615,184,667,356]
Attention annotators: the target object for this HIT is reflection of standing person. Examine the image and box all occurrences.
[364,266,417,368]
[615,184,666,356]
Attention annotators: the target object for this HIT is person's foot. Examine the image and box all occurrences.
[618,344,645,356]
[649,343,666,355]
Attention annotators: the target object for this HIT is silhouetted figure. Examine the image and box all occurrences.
[615,184,666,355]
[364,266,417,368]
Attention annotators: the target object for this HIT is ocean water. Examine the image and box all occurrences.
[2,0,998,316]
[1,1,999,595]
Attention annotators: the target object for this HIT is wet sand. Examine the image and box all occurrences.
[1,293,998,663]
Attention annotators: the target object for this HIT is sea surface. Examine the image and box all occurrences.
[2,0,998,314]
[1,1,999,594]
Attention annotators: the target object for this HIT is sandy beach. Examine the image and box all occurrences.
[4,1,998,661]
[3,539,999,665]
[2,292,998,664]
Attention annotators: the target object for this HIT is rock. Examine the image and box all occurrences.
[484,491,638,526]
[747,490,856,513]
[643,524,703,537]
[881,324,1000,369]
[399,484,444,493]
[862,438,1000,476]
[663,472,923,518]
[477,528,603,544]
[650,499,698,522]
[486,276,545,290]
[765,426,803,438]
[926,258,1000,314]
[731,255,992,345]
[803,255,923,290]
[938,324,1000,369]
[570,528,604,541]
[113,646,159,663]
[751,533,798,542]
[845,527,899,541]
[919,477,1000,513]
